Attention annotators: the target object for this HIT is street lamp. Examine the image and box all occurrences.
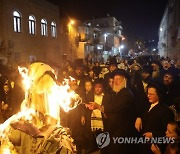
[68,19,75,61]
[68,19,75,30]
[119,45,125,56]
[104,33,108,42]
[120,45,124,49]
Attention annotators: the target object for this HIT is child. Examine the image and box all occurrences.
[151,121,180,154]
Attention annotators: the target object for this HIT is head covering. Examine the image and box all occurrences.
[112,69,130,80]
[94,78,104,86]
[142,65,153,74]
[151,60,163,70]
[164,67,178,79]
[109,57,118,66]
[148,81,165,97]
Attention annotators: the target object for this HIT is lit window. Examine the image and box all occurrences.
[29,15,36,35]
[41,19,47,36]
[13,11,21,32]
[51,21,57,37]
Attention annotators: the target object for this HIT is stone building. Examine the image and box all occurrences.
[0,0,125,68]
[84,16,123,62]
[59,18,86,63]
[0,0,61,69]
[158,0,180,60]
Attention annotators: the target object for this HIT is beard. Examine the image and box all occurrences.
[142,77,150,83]
[113,79,126,93]
[113,85,122,93]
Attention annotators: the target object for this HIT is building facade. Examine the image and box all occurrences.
[84,16,123,62]
[0,0,125,67]
[59,18,86,63]
[0,0,61,69]
[158,0,180,60]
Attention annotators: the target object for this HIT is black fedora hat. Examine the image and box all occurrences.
[142,65,153,74]
[112,69,130,80]
[164,67,178,79]
[109,57,118,66]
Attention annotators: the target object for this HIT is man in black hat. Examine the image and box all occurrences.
[87,69,138,154]
[134,65,153,121]
[70,60,85,89]
[151,60,164,82]
[104,57,118,87]
[162,68,180,106]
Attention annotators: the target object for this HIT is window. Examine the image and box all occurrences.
[41,19,47,36]
[29,15,36,35]
[13,11,21,32]
[51,21,57,37]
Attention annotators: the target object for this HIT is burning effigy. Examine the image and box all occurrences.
[0,62,82,154]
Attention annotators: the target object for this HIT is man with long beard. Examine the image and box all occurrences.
[87,69,138,154]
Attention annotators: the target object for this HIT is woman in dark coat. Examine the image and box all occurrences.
[139,82,174,154]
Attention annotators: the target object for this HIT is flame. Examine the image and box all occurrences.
[1,144,11,154]
[0,140,17,154]
[0,64,81,153]
[0,108,36,139]
[18,66,31,91]
[18,65,81,119]
[0,108,36,153]
[49,78,81,113]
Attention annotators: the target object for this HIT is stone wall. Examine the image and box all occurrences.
[2,0,61,68]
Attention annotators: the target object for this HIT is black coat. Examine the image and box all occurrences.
[134,78,150,117]
[104,88,137,136]
[163,83,180,106]
[104,88,138,154]
[142,103,174,137]
[141,103,174,154]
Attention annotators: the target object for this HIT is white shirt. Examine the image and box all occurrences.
[148,102,159,112]
[91,93,104,130]
[94,93,104,105]
[142,81,148,92]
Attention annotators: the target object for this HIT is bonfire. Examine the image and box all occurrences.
[0,62,81,154]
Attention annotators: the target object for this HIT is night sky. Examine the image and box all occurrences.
[52,0,168,45]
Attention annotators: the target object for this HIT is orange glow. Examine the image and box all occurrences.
[0,63,80,153]
[0,108,36,153]
[70,19,75,25]
[0,141,16,154]
[18,66,31,91]
[122,37,125,40]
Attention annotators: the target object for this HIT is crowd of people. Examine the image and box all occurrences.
[0,56,180,154]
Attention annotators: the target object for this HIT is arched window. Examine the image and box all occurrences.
[41,19,47,36]
[29,15,36,35]
[13,11,21,32]
[51,21,57,37]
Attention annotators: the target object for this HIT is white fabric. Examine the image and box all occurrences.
[148,102,158,112]
[142,81,148,92]
[91,93,104,130]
